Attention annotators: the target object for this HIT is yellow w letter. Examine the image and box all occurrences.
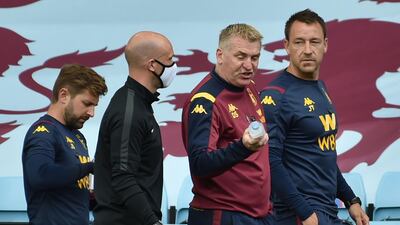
[319,113,336,132]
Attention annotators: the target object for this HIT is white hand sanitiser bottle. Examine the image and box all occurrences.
[248,121,266,139]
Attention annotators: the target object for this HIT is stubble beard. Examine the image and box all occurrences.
[64,103,84,130]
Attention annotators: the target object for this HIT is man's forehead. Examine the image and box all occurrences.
[228,40,261,54]
[234,48,261,56]
[74,89,99,101]
[290,22,324,37]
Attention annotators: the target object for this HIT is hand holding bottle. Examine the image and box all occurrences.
[248,121,266,139]
[242,121,268,151]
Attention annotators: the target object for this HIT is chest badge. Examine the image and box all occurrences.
[65,136,76,150]
[75,134,87,150]
[228,103,239,119]
[304,97,316,112]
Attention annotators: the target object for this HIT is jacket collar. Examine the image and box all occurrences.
[125,76,160,104]
[211,69,244,92]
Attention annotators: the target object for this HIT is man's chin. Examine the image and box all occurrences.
[66,122,84,130]
[300,66,317,74]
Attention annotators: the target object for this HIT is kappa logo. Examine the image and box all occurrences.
[33,125,49,134]
[65,136,76,150]
[191,104,207,114]
[261,96,276,106]
[304,97,315,112]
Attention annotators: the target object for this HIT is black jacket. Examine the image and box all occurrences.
[94,76,163,225]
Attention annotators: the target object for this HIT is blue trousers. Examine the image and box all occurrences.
[274,210,349,225]
[187,207,274,225]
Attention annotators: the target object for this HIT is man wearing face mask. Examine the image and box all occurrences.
[93,31,177,225]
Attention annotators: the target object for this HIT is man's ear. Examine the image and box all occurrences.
[58,87,70,104]
[146,59,156,73]
[324,37,328,53]
[284,39,290,55]
[216,48,223,65]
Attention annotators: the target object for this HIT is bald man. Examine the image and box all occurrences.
[93,31,177,225]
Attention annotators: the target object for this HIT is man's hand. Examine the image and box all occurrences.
[303,212,318,225]
[349,203,369,225]
[242,128,268,151]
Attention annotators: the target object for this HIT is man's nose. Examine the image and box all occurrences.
[304,42,312,54]
[87,106,95,117]
[242,58,252,70]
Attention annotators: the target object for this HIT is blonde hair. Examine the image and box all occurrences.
[219,23,263,49]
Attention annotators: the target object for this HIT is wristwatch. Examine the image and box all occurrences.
[345,196,362,209]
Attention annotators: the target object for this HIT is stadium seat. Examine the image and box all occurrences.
[336,172,367,222]
[373,171,400,221]
[175,176,194,224]
[161,185,169,224]
[369,222,400,225]
[0,176,28,224]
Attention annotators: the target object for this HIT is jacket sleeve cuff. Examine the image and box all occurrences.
[235,139,253,158]
[125,195,159,225]
[296,204,314,221]
[342,190,356,203]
